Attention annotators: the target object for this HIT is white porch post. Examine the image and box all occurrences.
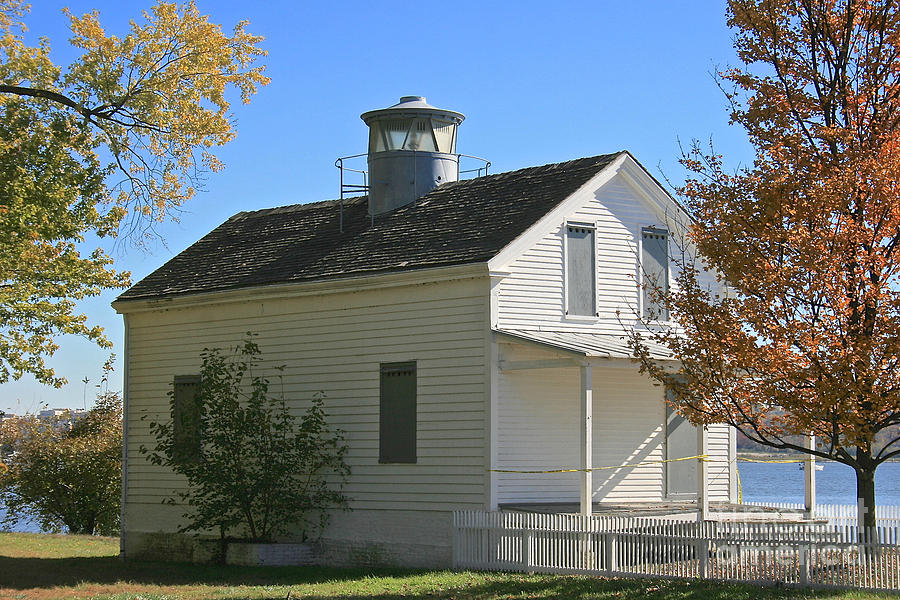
[697,425,708,521]
[804,434,816,519]
[580,364,593,516]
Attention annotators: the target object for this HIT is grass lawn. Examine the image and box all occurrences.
[0,532,896,600]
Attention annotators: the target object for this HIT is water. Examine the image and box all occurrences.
[0,462,897,532]
[738,460,900,505]
[0,503,42,533]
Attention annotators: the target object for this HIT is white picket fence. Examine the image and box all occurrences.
[452,508,900,591]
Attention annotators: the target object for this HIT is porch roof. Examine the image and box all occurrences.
[493,328,674,361]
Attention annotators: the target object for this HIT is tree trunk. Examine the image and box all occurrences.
[218,525,227,565]
[67,522,88,535]
[855,448,877,542]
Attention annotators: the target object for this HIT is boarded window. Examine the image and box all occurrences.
[566,225,596,316]
[173,375,202,462]
[642,228,669,320]
[380,362,417,463]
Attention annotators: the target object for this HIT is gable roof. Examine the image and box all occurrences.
[118,152,625,301]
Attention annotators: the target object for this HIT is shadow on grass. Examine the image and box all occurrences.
[0,556,877,599]
[0,555,396,589]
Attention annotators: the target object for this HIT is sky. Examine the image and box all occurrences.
[1,0,754,415]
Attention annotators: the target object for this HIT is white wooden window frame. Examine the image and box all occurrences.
[563,221,599,320]
[637,226,672,324]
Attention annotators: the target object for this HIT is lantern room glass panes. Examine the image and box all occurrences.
[369,118,457,154]
[369,118,413,152]
[432,120,457,153]
[407,119,435,151]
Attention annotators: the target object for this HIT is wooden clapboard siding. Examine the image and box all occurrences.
[494,355,733,504]
[495,343,668,504]
[491,172,734,504]
[496,175,669,333]
[122,275,491,531]
[496,360,580,502]
[591,368,666,502]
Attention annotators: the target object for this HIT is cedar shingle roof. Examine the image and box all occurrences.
[118,152,624,301]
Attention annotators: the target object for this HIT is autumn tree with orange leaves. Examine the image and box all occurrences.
[631,0,900,531]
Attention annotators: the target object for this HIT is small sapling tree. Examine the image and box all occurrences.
[0,361,122,535]
[142,335,350,543]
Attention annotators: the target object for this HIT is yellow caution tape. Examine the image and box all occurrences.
[489,454,709,474]
[492,455,810,474]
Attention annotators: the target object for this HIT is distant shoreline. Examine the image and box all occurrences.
[738,452,900,463]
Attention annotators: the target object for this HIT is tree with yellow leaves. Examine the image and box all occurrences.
[0,1,268,386]
[631,0,900,533]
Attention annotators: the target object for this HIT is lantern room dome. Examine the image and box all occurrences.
[360,96,465,127]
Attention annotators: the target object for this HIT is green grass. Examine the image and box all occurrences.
[0,532,895,600]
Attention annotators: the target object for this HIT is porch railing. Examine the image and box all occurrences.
[452,508,900,591]
[742,501,900,529]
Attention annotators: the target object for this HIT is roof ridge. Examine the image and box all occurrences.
[229,195,368,221]
[435,152,624,189]
[503,152,625,175]
[229,153,624,220]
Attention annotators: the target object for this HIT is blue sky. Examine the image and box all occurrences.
[2,0,752,414]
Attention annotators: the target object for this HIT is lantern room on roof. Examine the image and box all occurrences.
[361,95,466,216]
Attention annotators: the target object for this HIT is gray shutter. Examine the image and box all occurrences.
[379,362,417,463]
[173,375,201,462]
[665,382,697,496]
[566,226,596,316]
[642,229,669,320]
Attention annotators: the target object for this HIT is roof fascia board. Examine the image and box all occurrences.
[113,262,488,314]
[488,153,629,271]
[582,356,666,369]
[499,356,646,370]
[498,358,581,371]
[495,331,661,368]
[495,330,586,357]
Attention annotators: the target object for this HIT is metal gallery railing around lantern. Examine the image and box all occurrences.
[334,152,491,232]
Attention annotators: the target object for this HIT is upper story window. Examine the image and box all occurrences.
[641,227,669,321]
[565,224,596,317]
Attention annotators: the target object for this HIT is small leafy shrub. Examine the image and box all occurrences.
[142,335,350,542]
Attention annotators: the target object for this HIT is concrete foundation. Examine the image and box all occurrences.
[121,508,454,568]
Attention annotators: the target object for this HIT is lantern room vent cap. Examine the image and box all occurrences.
[361,95,465,125]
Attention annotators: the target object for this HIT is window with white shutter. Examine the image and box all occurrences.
[641,228,669,321]
[566,224,596,316]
